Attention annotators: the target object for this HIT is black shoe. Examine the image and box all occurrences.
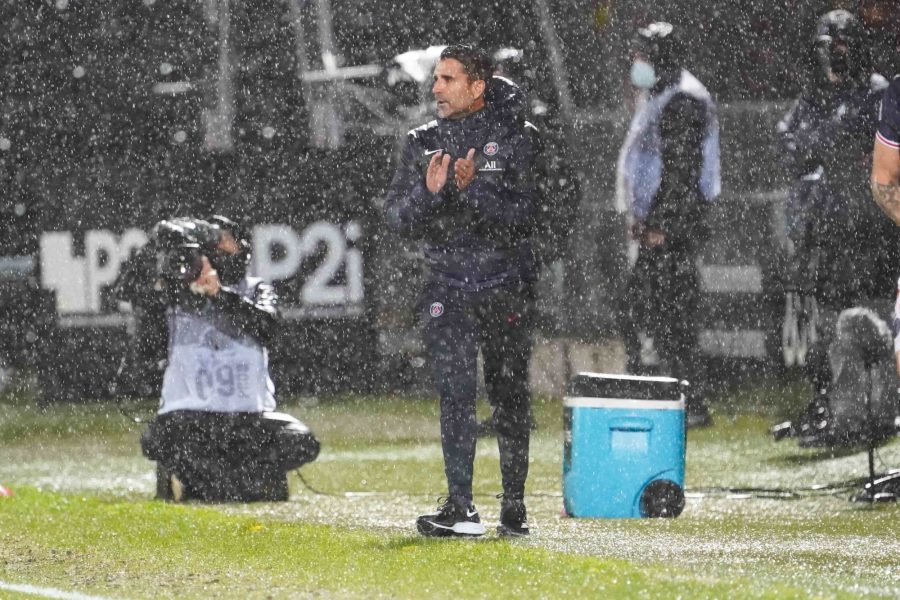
[770,420,796,441]
[497,495,529,537]
[796,414,836,448]
[780,394,832,447]
[416,497,485,538]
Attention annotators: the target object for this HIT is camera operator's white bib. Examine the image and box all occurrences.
[159,286,276,414]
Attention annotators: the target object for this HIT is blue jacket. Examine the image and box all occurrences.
[384,77,540,291]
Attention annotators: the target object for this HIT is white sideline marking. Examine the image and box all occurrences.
[0,581,117,600]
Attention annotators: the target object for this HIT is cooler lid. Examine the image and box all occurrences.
[566,372,686,400]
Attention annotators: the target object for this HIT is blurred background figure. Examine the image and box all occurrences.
[616,21,721,428]
[774,9,899,448]
[858,0,900,79]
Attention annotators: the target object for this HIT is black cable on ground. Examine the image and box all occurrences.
[115,398,147,425]
[293,470,566,499]
[685,486,848,500]
[290,457,884,500]
[685,471,900,500]
[110,356,148,426]
[293,467,895,501]
[294,469,339,496]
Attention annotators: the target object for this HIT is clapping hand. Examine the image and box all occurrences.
[426,150,451,193]
[454,148,476,190]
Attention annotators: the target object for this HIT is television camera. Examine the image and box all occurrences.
[114,217,247,306]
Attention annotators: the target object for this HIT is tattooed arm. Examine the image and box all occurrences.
[871,138,900,226]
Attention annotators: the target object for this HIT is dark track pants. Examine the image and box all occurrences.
[623,246,704,391]
[141,410,320,502]
[420,281,534,501]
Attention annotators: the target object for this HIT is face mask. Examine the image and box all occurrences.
[630,60,656,89]
[829,48,850,76]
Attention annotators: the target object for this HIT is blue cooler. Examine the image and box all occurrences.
[563,372,686,518]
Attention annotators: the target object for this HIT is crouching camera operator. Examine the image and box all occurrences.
[114,216,319,502]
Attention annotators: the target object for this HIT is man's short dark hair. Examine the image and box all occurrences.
[440,44,494,85]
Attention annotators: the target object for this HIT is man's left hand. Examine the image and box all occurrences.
[455,148,477,190]
[642,228,666,248]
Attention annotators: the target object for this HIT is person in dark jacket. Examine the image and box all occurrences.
[779,10,892,317]
[616,22,720,428]
[384,44,539,538]
[773,10,900,448]
[116,216,319,502]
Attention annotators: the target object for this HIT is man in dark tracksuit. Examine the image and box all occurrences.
[384,44,539,538]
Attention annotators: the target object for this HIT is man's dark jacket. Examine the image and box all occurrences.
[384,77,540,292]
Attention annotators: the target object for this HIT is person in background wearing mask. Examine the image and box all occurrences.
[117,216,320,502]
[616,22,720,428]
[773,10,898,448]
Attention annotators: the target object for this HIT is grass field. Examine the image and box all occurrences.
[1,374,899,599]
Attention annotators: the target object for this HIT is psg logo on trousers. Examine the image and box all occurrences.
[429,302,444,318]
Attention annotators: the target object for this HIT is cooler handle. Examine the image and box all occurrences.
[608,417,653,432]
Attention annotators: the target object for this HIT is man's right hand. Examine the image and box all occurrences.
[426,151,451,193]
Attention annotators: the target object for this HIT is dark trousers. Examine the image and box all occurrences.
[623,246,704,393]
[141,410,320,502]
[420,281,534,501]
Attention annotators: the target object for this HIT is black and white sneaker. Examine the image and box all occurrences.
[497,496,529,537]
[416,497,486,538]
